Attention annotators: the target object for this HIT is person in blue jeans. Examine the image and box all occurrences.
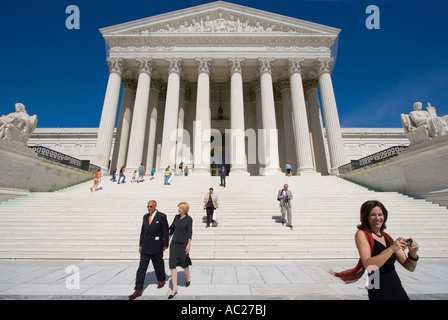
[110,168,117,182]
[118,165,126,184]
[164,166,171,185]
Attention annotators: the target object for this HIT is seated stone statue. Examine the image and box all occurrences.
[401,102,448,145]
[0,103,37,145]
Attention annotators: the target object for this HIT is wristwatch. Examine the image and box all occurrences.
[408,254,419,261]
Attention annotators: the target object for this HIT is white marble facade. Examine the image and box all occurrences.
[28,127,409,176]
[77,1,403,176]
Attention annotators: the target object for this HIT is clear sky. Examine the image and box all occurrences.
[1,0,447,128]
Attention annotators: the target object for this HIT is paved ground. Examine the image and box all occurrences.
[0,258,448,300]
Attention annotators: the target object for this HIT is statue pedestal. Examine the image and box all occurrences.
[340,134,448,207]
[0,140,93,203]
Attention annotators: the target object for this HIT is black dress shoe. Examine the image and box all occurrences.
[128,290,142,300]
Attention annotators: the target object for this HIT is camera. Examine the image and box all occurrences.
[405,238,413,246]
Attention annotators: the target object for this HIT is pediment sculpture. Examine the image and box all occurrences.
[401,102,448,145]
[0,103,37,145]
[144,11,298,34]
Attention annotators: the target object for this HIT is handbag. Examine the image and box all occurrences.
[212,209,219,221]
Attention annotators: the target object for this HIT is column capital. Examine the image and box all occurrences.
[180,79,192,101]
[122,78,137,90]
[166,58,184,75]
[313,58,334,76]
[150,78,162,91]
[302,79,319,92]
[196,57,212,74]
[228,58,245,75]
[276,78,290,91]
[107,58,128,76]
[257,58,274,75]
[136,58,155,75]
[286,58,305,76]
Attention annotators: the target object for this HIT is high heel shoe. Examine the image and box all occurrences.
[186,281,191,287]
[168,291,177,300]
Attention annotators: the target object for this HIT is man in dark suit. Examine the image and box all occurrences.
[128,200,169,300]
[219,165,227,187]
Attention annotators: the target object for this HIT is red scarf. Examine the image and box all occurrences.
[330,229,394,284]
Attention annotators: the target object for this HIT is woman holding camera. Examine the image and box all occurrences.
[331,200,419,300]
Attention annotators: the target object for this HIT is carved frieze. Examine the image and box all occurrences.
[141,10,312,34]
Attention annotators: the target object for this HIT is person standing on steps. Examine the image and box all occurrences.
[128,200,169,300]
[219,165,227,187]
[277,184,293,229]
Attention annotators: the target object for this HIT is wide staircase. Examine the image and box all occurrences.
[0,173,447,260]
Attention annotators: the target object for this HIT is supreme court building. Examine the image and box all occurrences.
[91,1,360,176]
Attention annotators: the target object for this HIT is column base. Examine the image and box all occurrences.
[329,167,340,176]
[296,171,320,177]
[229,169,250,176]
[101,168,111,176]
[296,167,319,176]
[262,167,283,176]
[125,168,138,175]
[192,167,210,175]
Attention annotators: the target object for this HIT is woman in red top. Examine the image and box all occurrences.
[331,200,419,300]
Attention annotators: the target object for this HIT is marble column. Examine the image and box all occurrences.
[145,80,160,172]
[93,58,127,172]
[160,58,183,171]
[252,80,265,175]
[228,58,248,174]
[257,58,281,175]
[175,80,188,172]
[278,79,298,173]
[193,58,212,174]
[314,58,347,175]
[113,78,137,171]
[304,79,329,175]
[126,58,154,173]
[286,58,315,174]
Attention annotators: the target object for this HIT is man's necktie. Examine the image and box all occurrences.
[149,214,152,225]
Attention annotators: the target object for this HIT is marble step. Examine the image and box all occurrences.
[0,175,447,260]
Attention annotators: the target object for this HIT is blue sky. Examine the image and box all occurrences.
[0,0,447,128]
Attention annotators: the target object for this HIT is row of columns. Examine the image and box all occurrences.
[93,56,346,176]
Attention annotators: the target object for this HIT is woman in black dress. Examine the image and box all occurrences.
[168,202,192,299]
[332,200,419,300]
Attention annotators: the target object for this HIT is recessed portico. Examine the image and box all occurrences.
[93,1,347,176]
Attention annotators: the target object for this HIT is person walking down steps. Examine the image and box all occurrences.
[277,184,293,230]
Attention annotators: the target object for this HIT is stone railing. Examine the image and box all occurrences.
[29,146,100,173]
[338,146,408,175]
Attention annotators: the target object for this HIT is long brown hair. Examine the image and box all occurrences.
[357,200,388,231]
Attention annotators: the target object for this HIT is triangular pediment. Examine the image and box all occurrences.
[100,1,340,37]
